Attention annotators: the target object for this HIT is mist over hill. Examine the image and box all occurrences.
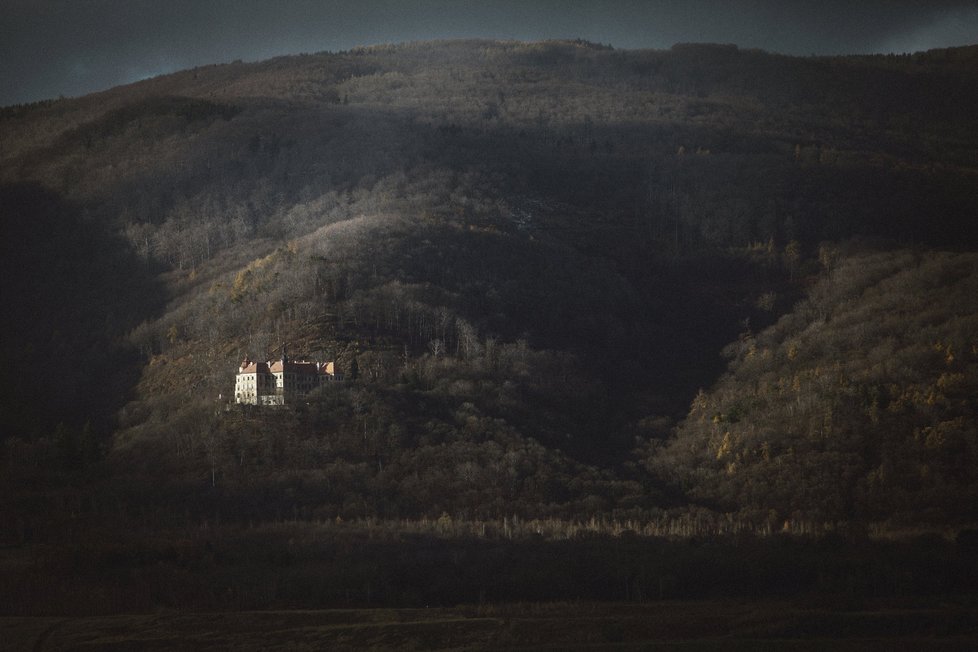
[3,39,978,561]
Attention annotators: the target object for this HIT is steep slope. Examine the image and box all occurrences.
[0,184,162,441]
[2,40,978,527]
[651,246,978,526]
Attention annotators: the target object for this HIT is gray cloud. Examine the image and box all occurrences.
[877,6,978,53]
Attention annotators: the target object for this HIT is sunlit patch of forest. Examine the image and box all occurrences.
[3,39,978,614]
[650,247,978,525]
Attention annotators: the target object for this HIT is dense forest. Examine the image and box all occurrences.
[2,40,978,616]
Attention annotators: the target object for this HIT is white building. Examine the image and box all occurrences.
[234,350,339,405]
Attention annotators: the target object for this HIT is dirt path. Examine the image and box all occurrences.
[3,601,978,650]
[31,619,66,652]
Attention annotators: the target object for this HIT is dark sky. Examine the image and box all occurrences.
[2,0,977,106]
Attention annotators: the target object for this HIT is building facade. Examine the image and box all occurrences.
[234,351,338,405]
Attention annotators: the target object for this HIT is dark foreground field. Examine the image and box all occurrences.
[6,599,978,651]
[5,523,978,649]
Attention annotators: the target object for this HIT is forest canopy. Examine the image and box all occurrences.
[3,40,978,538]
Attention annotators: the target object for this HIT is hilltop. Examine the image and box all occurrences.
[3,39,978,543]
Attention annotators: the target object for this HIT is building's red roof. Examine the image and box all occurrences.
[269,360,320,375]
[239,354,333,377]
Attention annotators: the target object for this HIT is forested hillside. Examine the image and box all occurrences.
[3,40,978,543]
[650,246,978,525]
